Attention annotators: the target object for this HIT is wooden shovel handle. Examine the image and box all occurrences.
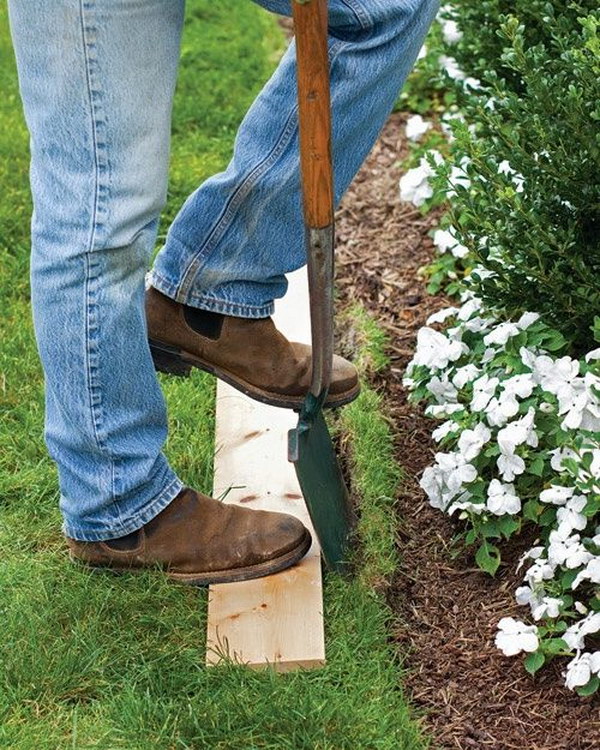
[292,0,334,229]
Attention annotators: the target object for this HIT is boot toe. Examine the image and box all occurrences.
[329,354,359,396]
[250,509,311,562]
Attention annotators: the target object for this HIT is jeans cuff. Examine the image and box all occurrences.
[149,270,275,319]
[62,469,185,542]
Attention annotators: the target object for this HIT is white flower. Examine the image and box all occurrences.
[483,322,521,347]
[503,374,535,400]
[419,465,447,510]
[426,306,459,325]
[451,501,487,516]
[427,375,459,404]
[436,451,478,494]
[523,557,556,586]
[497,452,526,482]
[438,54,464,81]
[517,546,545,571]
[425,403,465,417]
[573,557,600,589]
[471,374,499,411]
[405,114,432,142]
[565,653,593,690]
[531,597,563,621]
[585,348,600,362]
[447,159,471,198]
[497,160,525,193]
[457,422,492,461]
[441,19,463,44]
[448,492,486,516]
[431,420,459,442]
[549,446,577,472]
[457,297,484,320]
[515,586,561,621]
[517,312,540,330]
[485,394,519,427]
[497,408,538,455]
[515,585,534,606]
[433,227,469,258]
[452,364,481,389]
[539,485,575,506]
[463,76,482,91]
[495,617,539,656]
[412,327,468,370]
[520,346,538,370]
[487,479,521,516]
[481,347,497,364]
[556,495,588,537]
[420,453,477,510]
[399,151,443,207]
[400,164,433,207]
[563,613,600,651]
[464,316,494,333]
[417,44,427,60]
[547,530,593,569]
[557,380,589,431]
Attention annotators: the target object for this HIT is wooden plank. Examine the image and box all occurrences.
[206,269,325,671]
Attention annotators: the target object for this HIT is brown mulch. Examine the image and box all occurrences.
[334,112,600,750]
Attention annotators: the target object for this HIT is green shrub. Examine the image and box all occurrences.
[450,0,599,91]
[437,7,600,353]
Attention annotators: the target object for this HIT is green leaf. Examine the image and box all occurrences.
[528,455,546,477]
[480,519,502,539]
[475,541,501,575]
[539,506,557,527]
[542,638,568,655]
[524,650,546,675]
[495,514,520,539]
[561,569,578,589]
[465,528,478,545]
[576,675,600,697]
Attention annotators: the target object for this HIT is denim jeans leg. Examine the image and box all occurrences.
[150,0,439,318]
[8,0,186,541]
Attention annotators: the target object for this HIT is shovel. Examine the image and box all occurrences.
[288,0,356,574]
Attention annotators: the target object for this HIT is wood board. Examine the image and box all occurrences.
[206,268,325,671]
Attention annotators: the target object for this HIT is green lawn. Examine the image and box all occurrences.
[0,3,429,748]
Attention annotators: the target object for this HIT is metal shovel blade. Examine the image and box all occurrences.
[288,396,355,574]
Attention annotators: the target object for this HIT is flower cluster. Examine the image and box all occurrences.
[398,3,600,695]
[404,291,600,694]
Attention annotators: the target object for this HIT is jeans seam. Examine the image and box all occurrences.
[79,0,116,486]
[174,39,346,304]
[63,473,184,542]
[338,0,373,32]
[150,271,274,318]
[175,103,300,301]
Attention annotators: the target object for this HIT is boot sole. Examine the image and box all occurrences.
[70,528,313,587]
[148,338,360,410]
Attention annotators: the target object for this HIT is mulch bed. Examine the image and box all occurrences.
[335,111,600,750]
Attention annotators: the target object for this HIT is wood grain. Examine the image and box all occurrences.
[206,269,326,671]
[293,0,334,229]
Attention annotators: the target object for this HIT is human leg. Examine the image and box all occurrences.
[149,0,440,316]
[7,0,187,541]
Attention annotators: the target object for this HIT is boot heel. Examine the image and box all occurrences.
[149,340,192,377]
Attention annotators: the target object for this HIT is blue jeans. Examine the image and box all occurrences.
[8,0,438,541]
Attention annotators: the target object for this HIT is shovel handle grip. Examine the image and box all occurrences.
[293,0,334,229]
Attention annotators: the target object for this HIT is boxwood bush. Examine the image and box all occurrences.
[430,5,600,353]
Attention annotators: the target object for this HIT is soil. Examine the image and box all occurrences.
[334,112,600,750]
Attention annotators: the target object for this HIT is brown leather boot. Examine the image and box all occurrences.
[67,488,312,585]
[145,286,360,410]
